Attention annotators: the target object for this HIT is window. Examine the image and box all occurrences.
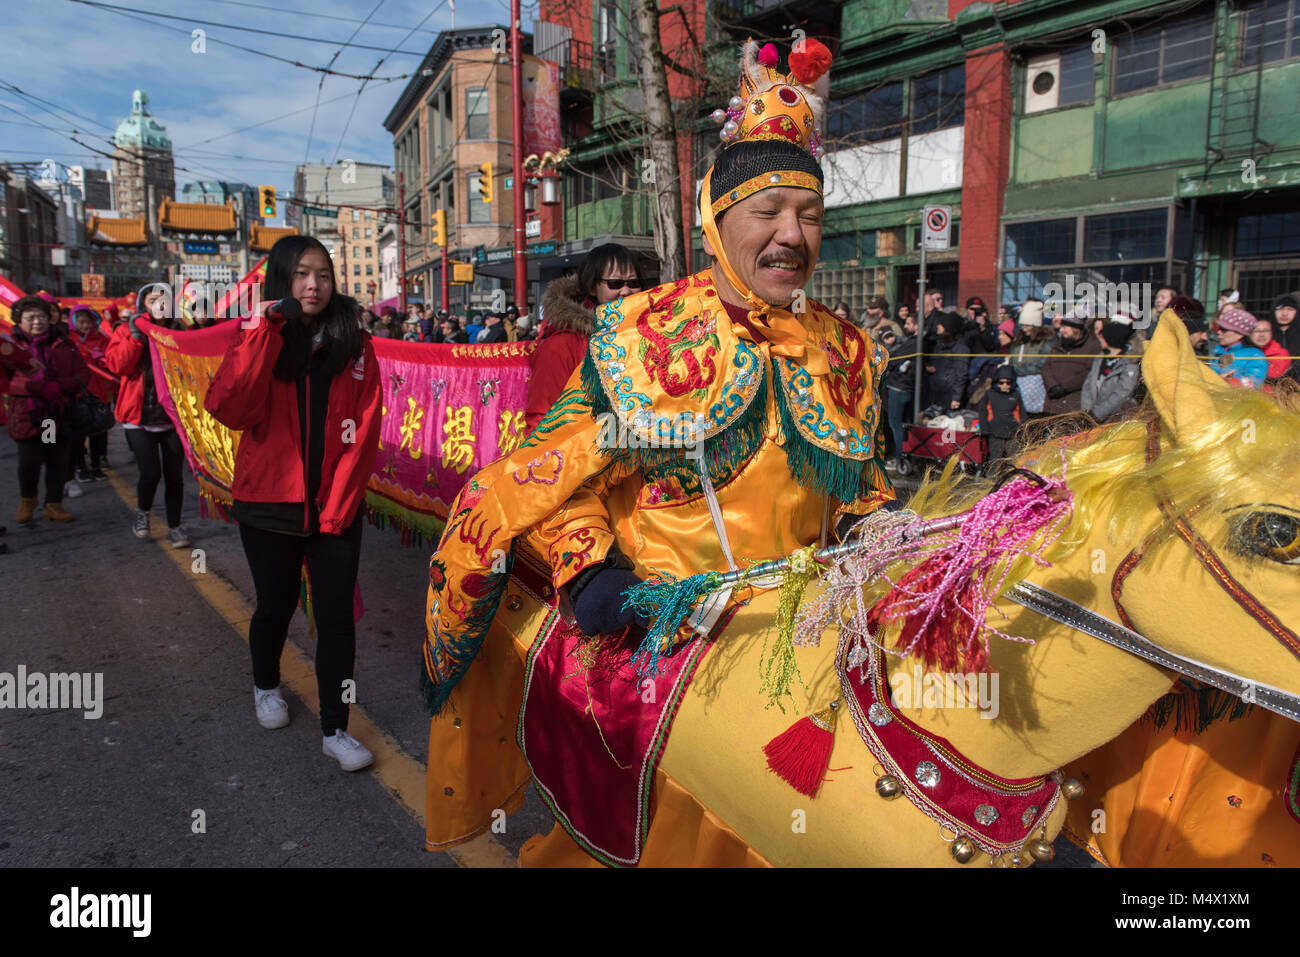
[1083,209,1167,261]
[467,173,490,223]
[365,246,372,258]
[1241,0,1300,66]
[366,264,373,276]
[365,228,373,239]
[353,264,361,276]
[910,65,965,135]
[354,283,361,294]
[820,234,858,262]
[354,246,361,258]
[1236,211,1300,256]
[1001,208,1175,309]
[826,81,904,148]
[598,0,617,80]
[1056,43,1095,107]
[352,209,360,221]
[465,87,489,140]
[1004,219,1075,269]
[352,227,359,239]
[1111,11,1214,95]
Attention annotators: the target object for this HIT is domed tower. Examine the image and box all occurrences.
[111,89,175,222]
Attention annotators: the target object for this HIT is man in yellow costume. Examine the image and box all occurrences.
[420,38,895,865]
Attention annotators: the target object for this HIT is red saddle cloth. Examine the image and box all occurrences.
[518,614,719,866]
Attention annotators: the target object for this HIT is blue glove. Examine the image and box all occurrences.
[572,567,650,637]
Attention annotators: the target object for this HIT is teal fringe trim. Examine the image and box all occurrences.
[1143,682,1255,733]
[774,374,866,502]
[623,570,722,678]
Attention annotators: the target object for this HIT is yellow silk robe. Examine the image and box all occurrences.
[420,269,895,849]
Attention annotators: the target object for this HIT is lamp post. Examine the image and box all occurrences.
[510,0,526,313]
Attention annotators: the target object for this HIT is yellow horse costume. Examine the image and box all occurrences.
[420,40,1300,867]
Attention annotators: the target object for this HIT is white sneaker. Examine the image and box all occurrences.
[64,479,84,498]
[322,729,373,772]
[167,526,191,548]
[254,686,290,729]
[132,509,150,539]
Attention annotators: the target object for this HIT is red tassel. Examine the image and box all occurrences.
[763,701,838,797]
[789,38,832,85]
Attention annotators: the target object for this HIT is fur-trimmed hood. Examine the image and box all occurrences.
[540,273,594,337]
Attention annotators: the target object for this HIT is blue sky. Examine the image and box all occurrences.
[0,0,534,217]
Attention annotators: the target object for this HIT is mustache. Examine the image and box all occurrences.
[758,251,807,269]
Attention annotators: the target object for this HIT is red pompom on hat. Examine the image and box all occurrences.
[789,38,832,85]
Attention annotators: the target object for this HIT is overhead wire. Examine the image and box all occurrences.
[304,0,389,165]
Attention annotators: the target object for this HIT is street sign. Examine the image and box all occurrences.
[923,205,951,250]
[302,205,338,219]
[525,218,541,238]
[184,241,218,255]
[504,176,513,191]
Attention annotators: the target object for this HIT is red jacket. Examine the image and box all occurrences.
[204,317,382,535]
[4,332,87,441]
[70,328,117,405]
[527,273,594,431]
[103,323,157,424]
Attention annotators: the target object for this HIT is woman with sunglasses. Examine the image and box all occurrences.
[525,243,645,431]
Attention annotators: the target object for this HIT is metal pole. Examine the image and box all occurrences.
[441,243,450,312]
[397,171,407,314]
[510,0,527,312]
[912,239,926,421]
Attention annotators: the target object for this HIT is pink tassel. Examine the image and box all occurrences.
[764,701,838,797]
[758,42,779,67]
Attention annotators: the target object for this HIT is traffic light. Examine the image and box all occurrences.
[258,185,276,218]
[478,163,493,203]
[433,208,447,247]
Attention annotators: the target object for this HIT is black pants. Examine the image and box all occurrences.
[15,434,69,503]
[239,513,363,735]
[75,431,109,471]
[988,435,1018,464]
[124,428,185,528]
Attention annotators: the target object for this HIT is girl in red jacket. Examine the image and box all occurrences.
[206,236,382,772]
[105,283,190,546]
[5,296,87,523]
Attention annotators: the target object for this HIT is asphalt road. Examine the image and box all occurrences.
[0,427,1092,868]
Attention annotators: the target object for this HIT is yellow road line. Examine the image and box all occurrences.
[106,471,515,868]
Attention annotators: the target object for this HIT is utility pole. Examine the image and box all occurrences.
[441,244,449,312]
[397,171,407,314]
[510,0,527,311]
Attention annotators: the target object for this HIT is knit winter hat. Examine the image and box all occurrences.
[1217,307,1257,336]
[1275,294,1299,312]
[1166,295,1205,322]
[998,319,1015,338]
[1101,321,1134,349]
[1019,300,1044,327]
[1059,306,1090,329]
[994,364,1017,382]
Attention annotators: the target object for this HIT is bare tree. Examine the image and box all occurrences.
[631,0,688,280]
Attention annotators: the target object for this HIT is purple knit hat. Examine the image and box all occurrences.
[1217,307,1257,336]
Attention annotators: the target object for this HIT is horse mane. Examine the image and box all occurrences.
[904,379,1300,575]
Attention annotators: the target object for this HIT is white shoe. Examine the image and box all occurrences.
[322,729,373,772]
[64,479,84,498]
[167,526,191,548]
[254,686,290,729]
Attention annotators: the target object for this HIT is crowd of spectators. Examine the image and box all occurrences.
[834,285,1299,470]
[357,300,535,345]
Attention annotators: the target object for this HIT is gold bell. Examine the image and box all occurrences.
[1061,778,1084,800]
[950,836,976,864]
[1026,837,1055,863]
[875,775,901,800]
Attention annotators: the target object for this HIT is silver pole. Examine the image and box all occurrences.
[912,238,927,424]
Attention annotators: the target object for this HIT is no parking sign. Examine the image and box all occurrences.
[923,205,951,250]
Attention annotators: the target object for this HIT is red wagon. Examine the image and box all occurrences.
[897,424,988,477]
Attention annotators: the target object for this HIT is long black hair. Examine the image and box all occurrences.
[264,235,363,380]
